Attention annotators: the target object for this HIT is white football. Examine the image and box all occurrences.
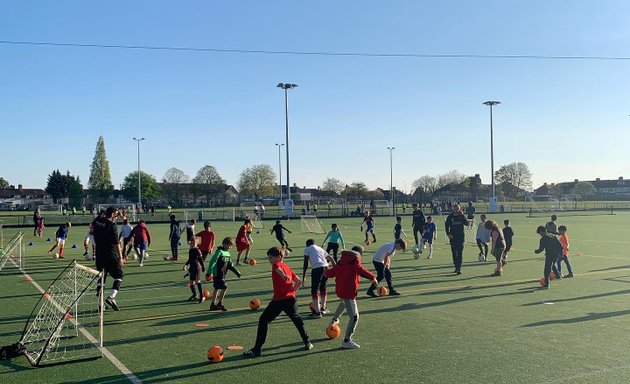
[54,253,60,259]
[478,254,485,262]
[144,253,149,259]
[85,254,92,261]
[163,254,170,261]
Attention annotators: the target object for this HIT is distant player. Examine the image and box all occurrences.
[411,203,426,247]
[444,204,469,275]
[502,219,514,263]
[243,246,312,358]
[184,237,206,303]
[48,222,71,259]
[206,237,241,311]
[465,201,476,228]
[185,219,196,243]
[324,246,378,349]
[235,219,252,265]
[270,220,293,252]
[361,212,377,244]
[32,209,43,237]
[118,219,133,260]
[557,225,574,278]
[534,225,563,289]
[421,215,437,259]
[476,214,491,261]
[302,239,334,318]
[83,221,96,259]
[393,216,408,241]
[322,223,346,262]
[130,220,151,267]
[366,239,406,297]
[195,220,215,262]
[168,214,182,261]
[545,214,559,235]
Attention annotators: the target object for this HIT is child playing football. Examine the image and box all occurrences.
[48,222,71,259]
[366,239,406,297]
[361,212,376,244]
[270,220,293,252]
[322,223,346,262]
[184,238,206,303]
[393,216,407,241]
[195,220,215,261]
[485,220,506,276]
[235,219,252,265]
[502,219,514,263]
[557,225,574,278]
[534,225,563,289]
[421,216,437,259]
[302,239,334,318]
[243,246,312,358]
[324,245,378,349]
[206,237,241,311]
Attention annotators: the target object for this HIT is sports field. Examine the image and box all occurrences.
[2,212,630,383]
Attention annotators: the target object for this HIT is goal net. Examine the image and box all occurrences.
[301,215,325,234]
[19,261,104,366]
[0,231,24,271]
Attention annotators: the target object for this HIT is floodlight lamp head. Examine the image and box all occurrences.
[483,101,501,106]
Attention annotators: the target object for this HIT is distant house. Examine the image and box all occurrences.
[0,185,52,210]
[533,177,629,200]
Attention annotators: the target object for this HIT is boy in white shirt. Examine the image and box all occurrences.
[367,239,407,297]
[302,239,334,318]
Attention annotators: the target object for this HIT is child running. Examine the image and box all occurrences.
[503,219,514,263]
[393,216,408,241]
[366,239,406,297]
[361,212,377,244]
[195,220,215,262]
[48,222,71,259]
[130,220,151,267]
[322,223,346,262]
[324,245,378,349]
[557,225,574,278]
[184,238,206,303]
[302,239,334,318]
[206,237,241,311]
[270,220,293,252]
[243,246,312,358]
[421,215,437,259]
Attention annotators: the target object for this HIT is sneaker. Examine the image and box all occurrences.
[187,294,197,302]
[389,289,401,296]
[105,297,120,311]
[309,312,322,318]
[501,259,506,267]
[366,288,377,298]
[217,304,228,311]
[139,262,144,267]
[209,303,219,311]
[341,340,360,349]
[199,296,206,304]
[320,308,329,315]
[427,254,432,259]
[491,270,502,277]
[243,349,261,358]
[330,318,339,326]
[82,251,88,256]
[242,258,249,264]
[170,257,178,262]
[236,261,243,266]
[455,270,462,275]
[304,341,314,351]
[540,285,550,290]
[565,273,574,278]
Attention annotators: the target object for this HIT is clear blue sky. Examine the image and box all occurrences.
[1,1,628,194]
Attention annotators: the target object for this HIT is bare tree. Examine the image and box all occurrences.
[321,177,345,196]
[162,168,190,206]
[437,170,467,189]
[495,162,533,191]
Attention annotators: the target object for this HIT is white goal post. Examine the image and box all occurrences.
[19,261,104,366]
[301,215,325,234]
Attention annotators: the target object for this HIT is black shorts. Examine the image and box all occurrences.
[97,259,124,280]
[189,269,201,282]
[213,278,227,290]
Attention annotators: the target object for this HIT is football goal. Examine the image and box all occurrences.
[0,231,24,271]
[19,261,104,366]
[301,215,325,234]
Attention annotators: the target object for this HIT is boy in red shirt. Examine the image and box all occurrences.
[557,225,574,278]
[324,245,377,349]
[235,219,252,265]
[195,220,215,261]
[243,246,312,358]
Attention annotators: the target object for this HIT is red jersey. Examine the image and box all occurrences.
[236,225,248,243]
[131,222,152,244]
[271,261,298,301]
[195,230,215,252]
[560,233,569,256]
[324,250,375,300]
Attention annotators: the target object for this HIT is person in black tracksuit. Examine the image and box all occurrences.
[169,214,182,261]
[534,225,563,289]
[444,204,469,275]
[93,207,124,311]
[411,203,426,246]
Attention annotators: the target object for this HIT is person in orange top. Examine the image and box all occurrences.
[243,246,312,358]
[195,220,215,262]
[557,225,574,278]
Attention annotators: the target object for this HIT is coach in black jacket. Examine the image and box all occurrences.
[444,204,469,275]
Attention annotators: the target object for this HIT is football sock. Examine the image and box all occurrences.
[321,292,327,309]
[190,286,197,296]
[59,248,64,257]
[196,283,203,295]
[110,289,118,299]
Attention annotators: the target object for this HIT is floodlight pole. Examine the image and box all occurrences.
[277,83,298,214]
[387,147,395,215]
[275,143,284,203]
[132,137,146,215]
[483,101,500,213]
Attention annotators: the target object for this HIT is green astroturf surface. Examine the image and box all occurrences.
[2,213,630,383]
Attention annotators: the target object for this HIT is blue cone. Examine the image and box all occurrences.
[47,237,52,242]
[28,241,34,246]
[71,244,78,249]
[178,241,182,246]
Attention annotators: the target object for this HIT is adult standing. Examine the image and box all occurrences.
[411,203,426,248]
[444,204,469,275]
[93,207,124,311]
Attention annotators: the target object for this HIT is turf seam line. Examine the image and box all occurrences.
[10,258,143,384]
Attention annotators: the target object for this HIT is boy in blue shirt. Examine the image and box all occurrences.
[421,216,437,259]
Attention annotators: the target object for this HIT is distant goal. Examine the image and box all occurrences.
[301,215,325,234]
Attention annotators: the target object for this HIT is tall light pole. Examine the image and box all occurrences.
[277,83,297,213]
[387,146,395,215]
[275,143,285,204]
[132,137,146,215]
[483,101,500,213]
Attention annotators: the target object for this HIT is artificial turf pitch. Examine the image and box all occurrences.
[2,212,630,383]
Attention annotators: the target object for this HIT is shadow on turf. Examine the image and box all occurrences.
[521,288,630,307]
[63,338,344,384]
[522,308,630,327]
